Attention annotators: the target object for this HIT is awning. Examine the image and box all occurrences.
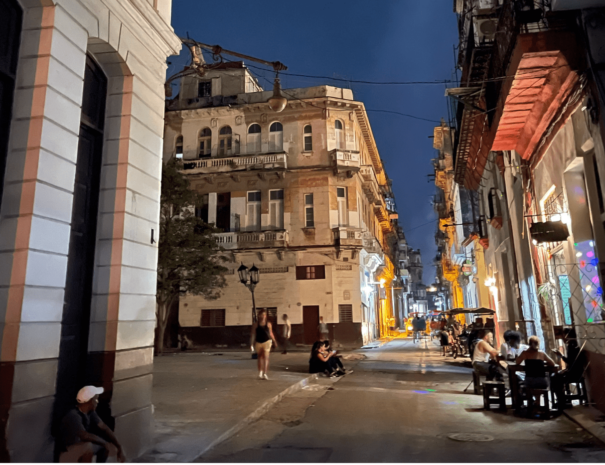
[492,51,579,162]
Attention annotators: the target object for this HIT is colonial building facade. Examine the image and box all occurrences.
[163,65,402,348]
[0,0,180,461]
[440,0,605,413]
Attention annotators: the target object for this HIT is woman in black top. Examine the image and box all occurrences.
[250,310,278,380]
[309,341,338,376]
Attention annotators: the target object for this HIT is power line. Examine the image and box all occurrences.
[403,218,438,234]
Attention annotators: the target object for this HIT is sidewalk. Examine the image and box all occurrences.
[564,405,605,445]
[134,351,315,462]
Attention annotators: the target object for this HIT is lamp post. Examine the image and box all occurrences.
[238,262,260,322]
[238,263,260,358]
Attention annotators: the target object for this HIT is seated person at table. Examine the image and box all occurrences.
[500,330,526,360]
[515,336,557,389]
[472,330,504,381]
[550,328,587,409]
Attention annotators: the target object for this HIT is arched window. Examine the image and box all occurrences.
[335,120,345,149]
[218,126,232,156]
[303,124,312,151]
[175,135,183,159]
[269,122,283,152]
[247,123,261,153]
[198,128,211,158]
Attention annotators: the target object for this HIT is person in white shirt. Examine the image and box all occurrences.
[281,314,291,354]
[472,330,504,381]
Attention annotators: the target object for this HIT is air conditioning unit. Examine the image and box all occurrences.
[473,16,498,45]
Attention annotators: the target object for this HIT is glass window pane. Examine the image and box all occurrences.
[270,189,284,200]
[304,125,312,134]
[335,120,343,130]
[305,194,313,205]
[270,122,283,132]
[248,124,261,134]
[304,135,312,151]
[220,126,232,135]
[337,187,345,197]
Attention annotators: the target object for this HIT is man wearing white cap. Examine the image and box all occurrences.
[59,386,125,463]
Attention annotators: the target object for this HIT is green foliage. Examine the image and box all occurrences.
[156,159,227,351]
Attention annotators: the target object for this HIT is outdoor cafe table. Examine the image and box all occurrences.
[506,362,559,410]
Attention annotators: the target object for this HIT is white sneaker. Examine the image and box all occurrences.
[262,373,269,380]
[258,371,264,379]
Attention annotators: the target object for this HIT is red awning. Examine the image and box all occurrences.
[492,51,577,161]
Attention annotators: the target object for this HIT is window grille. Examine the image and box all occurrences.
[201,309,225,327]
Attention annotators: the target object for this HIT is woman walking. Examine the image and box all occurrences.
[250,310,278,380]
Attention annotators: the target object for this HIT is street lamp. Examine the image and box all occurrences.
[238,262,260,324]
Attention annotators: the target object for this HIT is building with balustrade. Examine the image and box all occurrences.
[163,64,402,347]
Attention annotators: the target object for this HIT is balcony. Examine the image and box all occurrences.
[360,165,382,203]
[333,227,363,247]
[181,152,287,175]
[214,230,288,250]
[330,150,360,175]
[362,236,383,256]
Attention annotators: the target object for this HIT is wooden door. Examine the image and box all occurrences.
[55,55,106,419]
[303,306,320,345]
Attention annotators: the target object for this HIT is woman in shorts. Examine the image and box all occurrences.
[250,310,278,380]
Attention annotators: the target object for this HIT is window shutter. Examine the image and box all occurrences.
[296,266,306,280]
[339,305,353,323]
[201,309,225,327]
[316,266,325,279]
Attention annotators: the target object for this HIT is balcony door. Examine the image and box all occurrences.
[269,189,284,230]
[337,187,348,226]
[247,191,261,231]
[216,192,230,232]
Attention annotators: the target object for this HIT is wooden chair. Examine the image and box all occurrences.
[523,360,551,419]
[563,378,589,406]
[483,381,506,411]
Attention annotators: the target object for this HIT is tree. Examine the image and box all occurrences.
[156,158,227,354]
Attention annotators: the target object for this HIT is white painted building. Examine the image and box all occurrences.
[0,0,179,461]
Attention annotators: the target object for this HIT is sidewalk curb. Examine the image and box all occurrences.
[563,407,605,446]
[191,373,318,461]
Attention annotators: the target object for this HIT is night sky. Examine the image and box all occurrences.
[169,1,460,284]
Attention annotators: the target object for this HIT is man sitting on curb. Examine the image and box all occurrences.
[59,386,126,463]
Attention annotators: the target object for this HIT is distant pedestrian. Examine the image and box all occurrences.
[281,314,291,354]
[439,329,450,356]
[250,309,278,380]
[318,316,329,341]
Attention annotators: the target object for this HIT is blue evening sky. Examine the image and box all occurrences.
[170,1,459,283]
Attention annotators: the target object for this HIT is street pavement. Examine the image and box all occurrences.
[197,337,605,463]
[134,350,317,462]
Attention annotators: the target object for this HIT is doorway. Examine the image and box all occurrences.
[303,306,319,345]
[55,55,107,419]
[216,192,231,231]
[0,0,22,209]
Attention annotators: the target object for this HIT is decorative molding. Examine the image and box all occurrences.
[259,266,289,274]
[211,118,218,128]
[235,115,243,125]
[260,113,267,123]
[257,251,265,262]
[336,264,353,271]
